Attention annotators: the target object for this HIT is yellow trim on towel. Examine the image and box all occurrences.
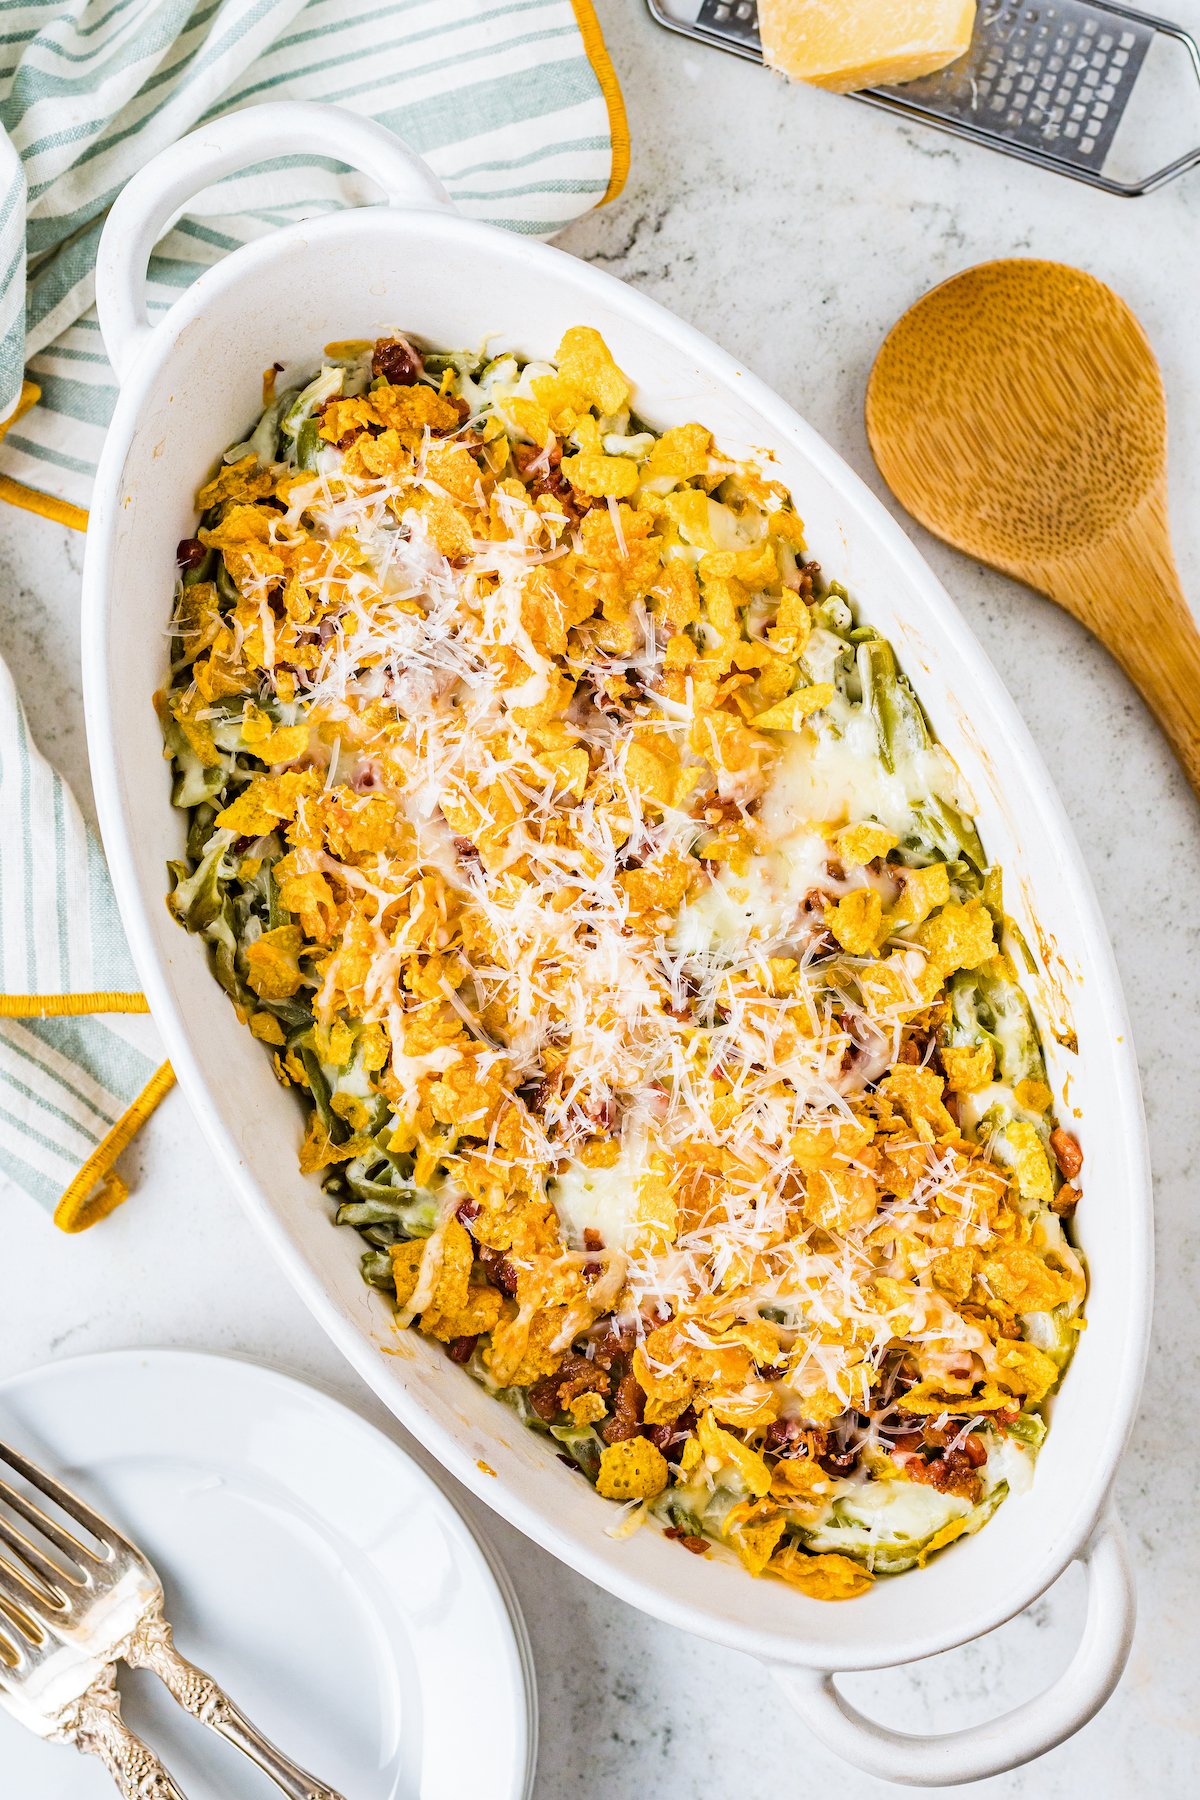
[0,473,88,532]
[54,1060,176,1233]
[0,378,41,436]
[0,379,90,530]
[569,0,630,205]
[0,991,149,1018]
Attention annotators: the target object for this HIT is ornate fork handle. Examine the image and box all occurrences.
[125,1604,346,1800]
[59,1664,189,1799]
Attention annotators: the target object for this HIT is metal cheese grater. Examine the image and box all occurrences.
[644,0,1200,193]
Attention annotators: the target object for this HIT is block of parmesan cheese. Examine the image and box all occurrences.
[759,0,977,94]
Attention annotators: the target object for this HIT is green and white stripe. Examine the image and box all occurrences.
[0,0,617,1214]
[0,0,616,504]
[0,660,159,1211]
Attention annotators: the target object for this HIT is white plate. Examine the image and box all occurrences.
[0,1349,536,1799]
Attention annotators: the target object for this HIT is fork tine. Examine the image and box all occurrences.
[0,1471,103,1571]
[0,1500,79,1597]
[0,1557,55,1639]
[0,1442,126,1562]
[0,1589,39,1659]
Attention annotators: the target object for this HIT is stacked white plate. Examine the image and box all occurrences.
[0,1350,537,1798]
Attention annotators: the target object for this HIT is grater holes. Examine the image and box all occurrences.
[687,0,1156,174]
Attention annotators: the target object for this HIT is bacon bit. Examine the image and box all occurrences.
[891,1431,924,1454]
[529,1353,610,1423]
[516,1076,552,1115]
[478,1245,519,1296]
[643,1406,696,1462]
[591,1318,637,1372]
[931,1451,982,1501]
[762,1417,804,1455]
[511,439,588,521]
[456,1198,481,1223]
[1049,1128,1083,1181]
[448,1335,478,1363]
[579,1091,617,1133]
[372,335,424,385]
[448,836,482,878]
[817,1442,860,1478]
[601,1372,645,1443]
[903,1445,982,1502]
[1051,1182,1080,1218]
[664,1527,709,1556]
[698,796,744,829]
[797,559,821,595]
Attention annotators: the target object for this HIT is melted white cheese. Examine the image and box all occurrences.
[671,711,920,959]
[836,1477,970,1540]
[762,708,965,846]
[549,1131,647,1250]
[985,1433,1035,1499]
[670,831,828,958]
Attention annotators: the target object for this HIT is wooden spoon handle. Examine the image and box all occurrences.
[1039,493,1200,798]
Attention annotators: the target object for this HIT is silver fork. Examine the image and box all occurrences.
[0,1438,347,1800]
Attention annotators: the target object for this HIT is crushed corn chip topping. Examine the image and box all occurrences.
[163,330,1085,1597]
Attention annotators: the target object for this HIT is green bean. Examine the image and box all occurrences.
[295,417,321,470]
[360,1248,396,1290]
[181,546,215,587]
[279,366,343,442]
[167,833,231,933]
[300,1047,344,1143]
[336,1190,438,1234]
[215,559,240,611]
[857,638,927,773]
[549,1423,604,1481]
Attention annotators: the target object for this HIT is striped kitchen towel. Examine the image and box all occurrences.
[0,0,627,1225]
[0,531,174,1230]
[0,0,627,512]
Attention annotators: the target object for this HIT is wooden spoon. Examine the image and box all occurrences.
[865,258,1200,794]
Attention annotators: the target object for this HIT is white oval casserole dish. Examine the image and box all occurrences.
[81,103,1153,1786]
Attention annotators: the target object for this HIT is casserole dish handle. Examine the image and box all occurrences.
[768,1506,1134,1786]
[95,101,452,383]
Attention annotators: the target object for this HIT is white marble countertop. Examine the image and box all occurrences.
[3,8,1200,1793]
